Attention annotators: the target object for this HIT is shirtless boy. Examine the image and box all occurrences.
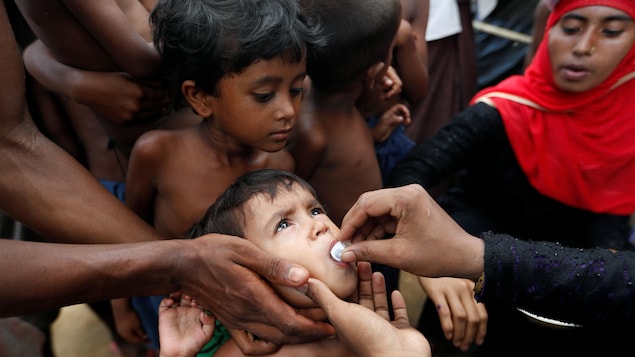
[121,0,323,352]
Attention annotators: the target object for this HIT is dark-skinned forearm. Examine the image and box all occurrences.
[0,122,162,244]
[0,238,185,317]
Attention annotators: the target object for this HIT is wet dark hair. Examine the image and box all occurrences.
[303,0,401,92]
[151,0,324,96]
[187,169,318,239]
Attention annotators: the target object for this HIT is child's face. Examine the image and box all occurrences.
[207,56,307,152]
[243,183,358,307]
[549,5,635,93]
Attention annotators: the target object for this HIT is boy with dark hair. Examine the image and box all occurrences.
[121,0,324,353]
[291,0,402,226]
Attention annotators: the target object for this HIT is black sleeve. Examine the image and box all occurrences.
[385,102,505,189]
[478,232,635,324]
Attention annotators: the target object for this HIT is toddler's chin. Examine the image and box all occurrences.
[274,284,318,308]
[273,277,357,308]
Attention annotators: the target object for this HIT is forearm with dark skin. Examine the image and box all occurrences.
[0,239,179,316]
[0,119,162,244]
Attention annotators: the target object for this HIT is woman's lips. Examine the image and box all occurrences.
[561,64,590,81]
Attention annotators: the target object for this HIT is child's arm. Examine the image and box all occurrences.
[112,298,149,345]
[125,132,164,225]
[61,0,162,78]
[393,18,429,104]
[23,39,170,125]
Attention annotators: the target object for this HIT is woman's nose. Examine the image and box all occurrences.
[573,30,598,57]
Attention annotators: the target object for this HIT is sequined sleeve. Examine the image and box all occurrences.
[477,232,635,323]
[385,102,505,189]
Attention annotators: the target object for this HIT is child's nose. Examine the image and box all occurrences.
[312,220,329,239]
[277,95,299,121]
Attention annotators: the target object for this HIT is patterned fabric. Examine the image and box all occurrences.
[479,232,635,323]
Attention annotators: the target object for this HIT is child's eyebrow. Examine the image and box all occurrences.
[253,75,283,86]
[265,207,292,229]
[252,71,307,87]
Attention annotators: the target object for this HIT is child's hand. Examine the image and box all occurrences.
[371,103,411,143]
[380,66,403,101]
[111,298,149,345]
[73,71,171,125]
[158,292,215,357]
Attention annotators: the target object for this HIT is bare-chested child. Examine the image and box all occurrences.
[120,0,323,353]
[290,0,402,227]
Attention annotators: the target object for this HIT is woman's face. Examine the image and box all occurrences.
[549,5,635,92]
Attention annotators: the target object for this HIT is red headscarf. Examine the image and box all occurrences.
[472,0,635,215]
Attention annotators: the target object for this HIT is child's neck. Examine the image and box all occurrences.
[196,121,259,160]
[308,84,364,113]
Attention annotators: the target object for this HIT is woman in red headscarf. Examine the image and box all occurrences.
[386,0,635,355]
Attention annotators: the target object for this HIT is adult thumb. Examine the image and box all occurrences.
[340,239,395,267]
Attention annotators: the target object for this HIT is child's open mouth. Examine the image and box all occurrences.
[330,241,351,262]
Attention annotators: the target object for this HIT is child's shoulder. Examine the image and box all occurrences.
[131,127,195,159]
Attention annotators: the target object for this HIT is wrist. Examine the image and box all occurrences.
[473,271,485,294]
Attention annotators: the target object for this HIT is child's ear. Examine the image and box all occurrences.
[366,62,386,89]
[181,79,213,117]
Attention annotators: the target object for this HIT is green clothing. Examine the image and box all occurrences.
[197,320,231,356]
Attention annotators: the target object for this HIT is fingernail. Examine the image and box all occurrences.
[295,284,308,295]
[341,251,356,262]
[288,267,305,283]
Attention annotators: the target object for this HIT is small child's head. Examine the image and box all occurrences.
[151,0,322,96]
[188,169,357,307]
[303,0,402,92]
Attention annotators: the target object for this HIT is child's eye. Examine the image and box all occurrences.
[275,219,290,232]
[290,87,307,97]
[254,92,274,103]
[310,207,325,217]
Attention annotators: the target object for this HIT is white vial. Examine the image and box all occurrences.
[330,241,351,262]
